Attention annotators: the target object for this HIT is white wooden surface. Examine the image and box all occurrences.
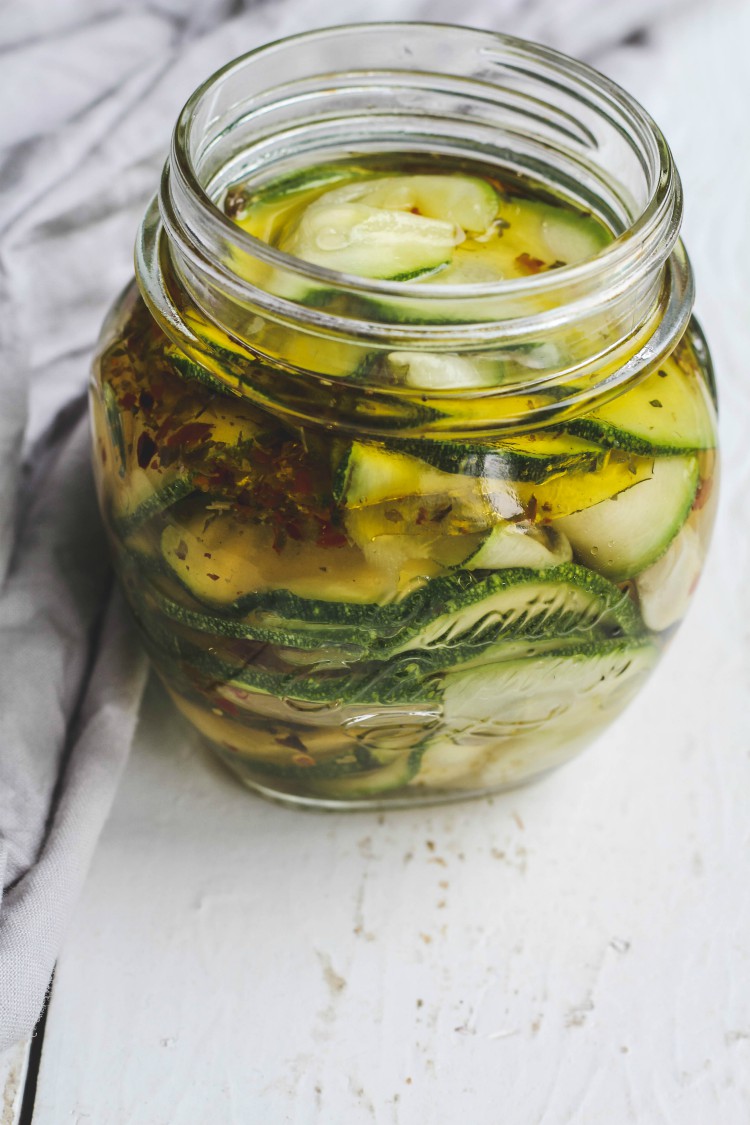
[0,1040,29,1124]
[21,2,750,1121]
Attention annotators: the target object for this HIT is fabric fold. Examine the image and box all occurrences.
[0,406,147,1047]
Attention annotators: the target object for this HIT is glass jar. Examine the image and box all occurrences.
[91,24,718,808]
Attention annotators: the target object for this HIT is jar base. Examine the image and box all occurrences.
[228,762,556,813]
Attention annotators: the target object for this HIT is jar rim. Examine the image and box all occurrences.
[135,21,694,435]
[169,21,680,310]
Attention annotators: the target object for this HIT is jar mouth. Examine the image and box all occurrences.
[136,21,692,435]
[168,22,680,316]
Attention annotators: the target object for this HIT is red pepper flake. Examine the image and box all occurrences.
[204,465,236,491]
[291,752,317,767]
[515,252,546,274]
[207,573,220,581]
[174,539,188,561]
[316,525,348,548]
[166,422,213,448]
[136,431,158,468]
[293,469,314,496]
[153,417,174,443]
[525,494,538,521]
[120,391,137,411]
[415,506,429,526]
[139,390,155,411]
[226,686,251,701]
[216,697,240,718]
[204,552,213,559]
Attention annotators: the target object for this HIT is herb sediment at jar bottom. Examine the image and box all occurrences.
[91,156,719,801]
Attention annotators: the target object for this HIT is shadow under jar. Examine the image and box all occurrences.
[90,24,718,808]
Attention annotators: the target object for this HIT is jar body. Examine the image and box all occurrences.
[91,24,720,806]
[91,283,718,806]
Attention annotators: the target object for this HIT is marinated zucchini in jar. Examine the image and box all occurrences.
[92,155,718,804]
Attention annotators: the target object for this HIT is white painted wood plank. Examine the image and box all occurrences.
[0,1040,29,1125]
[31,3,750,1122]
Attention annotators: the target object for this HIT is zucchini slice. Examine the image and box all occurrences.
[217,743,419,790]
[165,348,231,396]
[280,201,459,280]
[555,455,699,581]
[425,195,610,288]
[170,693,384,777]
[388,563,643,656]
[333,441,515,517]
[463,524,572,571]
[344,510,479,584]
[391,431,607,485]
[199,731,425,800]
[228,164,356,224]
[110,477,196,537]
[335,441,655,526]
[322,175,499,233]
[635,522,704,631]
[277,173,500,282]
[93,384,194,535]
[179,651,433,708]
[417,638,657,789]
[566,355,716,454]
[386,351,502,390]
[304,747,425,800]
[334,441,463,507]
[515,452,656,521]
[519,199,611,265]
[161,509,440,609]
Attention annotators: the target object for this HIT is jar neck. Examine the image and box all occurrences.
[136,23,693,437]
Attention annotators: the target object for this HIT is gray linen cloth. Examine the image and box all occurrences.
[0,0,697,1049]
